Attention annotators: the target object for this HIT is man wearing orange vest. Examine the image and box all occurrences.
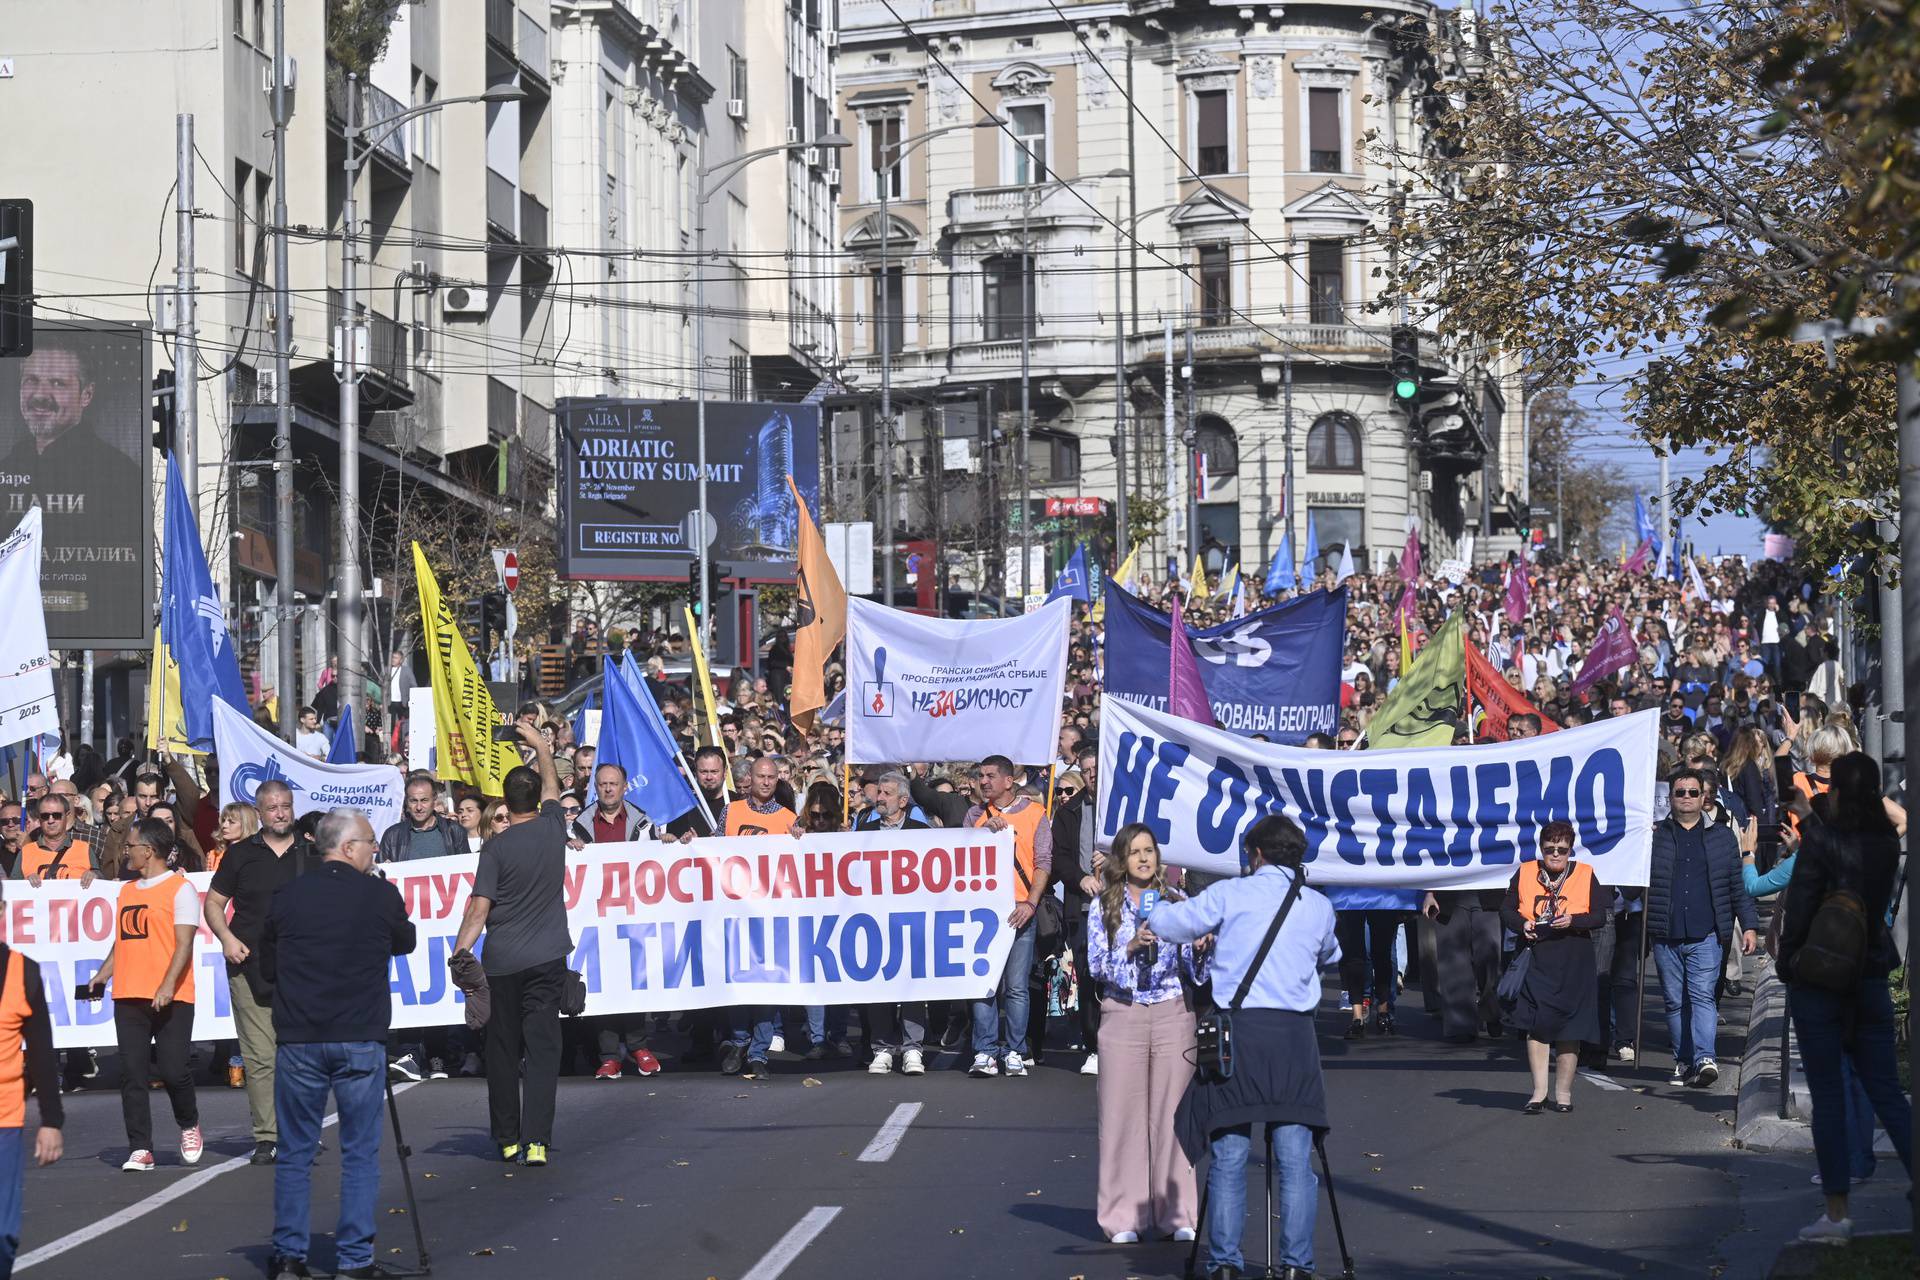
[965,755,1052,1079]
[717,756,803,1078]
[0,927,64,1275]
[17,795,94,887]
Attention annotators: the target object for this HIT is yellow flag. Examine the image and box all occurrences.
[1399,608,1413,674]
[1187,552,1206,600]
[1217,562,1239,602]
[1112,547,1139,593]
[413,543,518,792]
[683,606,725,750]
[145,626,199,754]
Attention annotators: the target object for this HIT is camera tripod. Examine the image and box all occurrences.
[381,1076,433,1277]
[1183,1127,1356,1280]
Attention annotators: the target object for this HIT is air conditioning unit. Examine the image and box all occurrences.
[256,367,280,406]
[803,147,821,168]
[823,28,839,49]
[785,126,799,144]
[1418,471,1434,493]
[726,98,746,121]
[825,166,842,188]
[442,285,486,318]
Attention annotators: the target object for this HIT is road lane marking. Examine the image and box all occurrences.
[741,1206,842,1280]
[857,1102,924,1163]
[1578,1068,1628,1092]
[18,1082,418,1271]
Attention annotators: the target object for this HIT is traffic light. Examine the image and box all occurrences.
[687,560,704,618]
[461,596,485,646]
[480,592,509,647]
[1389,325,1420,405]
[0,199,31,359]
[688,560,729,619]
[151,370,177,453]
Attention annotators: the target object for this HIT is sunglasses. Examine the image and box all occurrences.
[35,810,64,820]
[1541,844,1573,854]
[1670,787,1703,798]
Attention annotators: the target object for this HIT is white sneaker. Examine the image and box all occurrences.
[1003,1052,1029,1077]
[1798,1213,1853,1244]
[968,1053,999,1077]
[1810,1170,1873,1185]
[1690,1058,1719,1088]
[901,1049,925,1076]
[1080,1053,1100,1076]
[867,1050,893,1075]
[1612,1044,1637,1064]
[122,1149,155,1172]
[179,1125,204,1167]
[388,1053,424,1083]
[768,1034,786,1055]
[1108,1230,1139,1244]
[428,1057,449,1080]
[1172,1227,1197,1242]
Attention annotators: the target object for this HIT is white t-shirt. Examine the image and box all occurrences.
[138,869,200,924]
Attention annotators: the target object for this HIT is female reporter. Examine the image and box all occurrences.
[1501,821,1608,1113]
[1087,823,1206,1244]
[87,819,202,1171]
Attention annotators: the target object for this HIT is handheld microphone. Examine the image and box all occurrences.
[1138,888,1160,974]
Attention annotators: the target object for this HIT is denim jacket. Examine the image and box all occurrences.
[1085,891,1209,1006]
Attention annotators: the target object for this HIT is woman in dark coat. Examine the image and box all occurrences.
[1501,820,1608,1114]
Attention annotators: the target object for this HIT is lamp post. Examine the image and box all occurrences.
[694,130,849,653]
[338,74,521,732]
[874,114,1001,606]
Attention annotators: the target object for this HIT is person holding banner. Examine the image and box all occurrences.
[574,763,663,1082]
[966,757,1053,1080]
[1500,822,1609,1113]
[859,773,931,1076]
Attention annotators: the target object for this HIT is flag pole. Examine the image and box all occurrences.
[1045,762,1057,818]
[675,746,717,834]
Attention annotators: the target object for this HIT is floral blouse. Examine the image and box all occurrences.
[1085,890,1210,1006]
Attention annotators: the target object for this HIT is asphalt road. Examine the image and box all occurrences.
[13,986,1907,1280]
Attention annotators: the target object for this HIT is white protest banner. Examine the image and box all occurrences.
[406,684,437,771]
[211,697,405,834]
[844,595,1069,765]
[8,828,1017,1049]
[0,508,60,742]
[1097,697,1659,889]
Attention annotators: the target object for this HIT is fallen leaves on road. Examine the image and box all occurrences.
[1025,1190,1041,1196]
[171,1220,187,1233]
[672,1160,690,1167]
[387,1207,408,1215]
[803,1077,824,1087]
[1364,1151,1383,1158]
[1370,1166,1383,1172]
[423,1172,438,1179]
[471,1248,495,1257]
[1410,1185,1425,1191]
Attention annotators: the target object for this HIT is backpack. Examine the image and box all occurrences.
[1793,888,1870,994]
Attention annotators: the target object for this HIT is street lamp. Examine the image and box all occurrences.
[693,129,850,653]
[1012,168,1129,611]
[336,74,522,735]
[873,114,1001,606]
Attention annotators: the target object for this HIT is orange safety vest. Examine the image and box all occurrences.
[21,839,90,881]
[112,874,196,1004]
[725,800,798,838]
[1515,860,1596,926]
[0,950,32,1128]
[1788,769,1830,836]
[975,801,1045,893]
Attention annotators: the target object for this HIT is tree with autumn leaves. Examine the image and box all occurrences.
[1381,0,1917,578]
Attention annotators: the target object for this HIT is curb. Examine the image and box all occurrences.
[1733,960,1814,1153]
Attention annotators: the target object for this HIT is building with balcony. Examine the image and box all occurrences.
[835,0,1528,600]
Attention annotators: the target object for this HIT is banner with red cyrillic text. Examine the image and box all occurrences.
[2,829,1019,1049]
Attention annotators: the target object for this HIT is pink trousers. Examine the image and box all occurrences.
[1096,995,1200,1238]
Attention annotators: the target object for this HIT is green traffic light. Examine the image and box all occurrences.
[1394,378,1418,400]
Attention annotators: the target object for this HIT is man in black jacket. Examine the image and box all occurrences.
[1051,745,1103,1075]
[261,809,416,1280]
[1646,766,1757,1088]
[377,776,467,864]
[859,773,932,1074]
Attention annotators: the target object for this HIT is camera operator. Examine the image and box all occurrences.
[1141,814,1338,1280]
[259,810,416,1280]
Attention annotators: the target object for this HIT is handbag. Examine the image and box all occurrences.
[1495,946,1533,1010]
[1193,871,1305,1083]
[559,968,588,1017]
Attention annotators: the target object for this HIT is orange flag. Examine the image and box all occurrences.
[786,477,846,734]
[1463,641,1560,742]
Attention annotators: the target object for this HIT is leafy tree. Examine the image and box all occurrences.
[1527,389,1634,557]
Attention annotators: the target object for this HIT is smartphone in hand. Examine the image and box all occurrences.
[73,983,98,1002]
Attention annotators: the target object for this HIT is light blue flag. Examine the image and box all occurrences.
[161,454,249,750]
[1047,543,1092,604]
[1264,531,1296,594]
[1302,512,1320,578]
[597,655,697,825]
[571,689,596,748]
[327,705,358,764]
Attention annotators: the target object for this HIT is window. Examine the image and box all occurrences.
[729,50,748,115]
[871,267,905,352]
[868,114,903,200]
[1195,89,1230,175]
[1197,244,1232,326]
[1031,430,1080,482]
[1308,507,1364,566]
[233,160,254,274]
[1307,240,1344,324]
[1307,411,1363,472]
[1308,88,1343,173]
[252,171,270,279]
[791,74,806,136]
[728,350,750,400]
[415,75,439,168]
[234,0,248,39]
[1008,103,1047,185]
[253,0,265,47]
[1194,414,1239,477]
[981,255,1033,340]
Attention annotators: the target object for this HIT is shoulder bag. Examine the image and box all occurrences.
[1193,871,1305,1083]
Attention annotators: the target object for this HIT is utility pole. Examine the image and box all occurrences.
[1111,193,1128,564]
[1162,311,1175,574]
[1896,300,1920,1249]
[1658,451,1672,563]
[1282,356,1295,574]
[1019,188,1034,605]
[1185,327,1198,565]
[336,76,366,741]
[878,117,895,606]
[1554,460,1565,556]
[270,0,296,741]
[175,116,198,513]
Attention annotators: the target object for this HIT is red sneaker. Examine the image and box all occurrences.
[630,1048,662,1077]
[593,1058,622,1081]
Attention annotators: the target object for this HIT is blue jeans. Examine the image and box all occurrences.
[0,1126,24,1278]
[972,921,1036,1058]
[1205,1123,1316,1273]
[727,1009,775,1059]
[273,1042,385,1270]
[1789,979,1913,1197]
[1651,936,1722,1069]
[1841,1059,1878,1181]
[806,1005,848,1046]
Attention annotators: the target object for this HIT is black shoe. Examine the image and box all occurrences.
[829,1038,855,1059]
[268,1256,311,1280]
[804,1043,828,1061]
[1549,1101,1573,1113]
[1343,1019,1366,1040]
[1523,1099,1544,1115]
[719,1043,744,1075]
[939,1017,967,1050]
[338,1264,407,1280]
[1206,1267,1242,1280]
[250,1141,277,1166]
[745,1058,771,1078]
[1376,1011,1397,1036]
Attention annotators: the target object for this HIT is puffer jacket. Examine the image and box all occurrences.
[1644,816,1757,947]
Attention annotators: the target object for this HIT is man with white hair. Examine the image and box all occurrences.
[856,773,930,1075]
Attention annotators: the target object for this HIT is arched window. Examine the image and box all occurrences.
[1194,414,1238,477]
[1306,411,1362,472]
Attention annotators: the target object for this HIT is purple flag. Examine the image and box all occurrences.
[1399,526,1422,583]
[1568,606,1638,699]
[1623,538,1653,575]
[1503,563,1529,627]
[1168,595,1213,724]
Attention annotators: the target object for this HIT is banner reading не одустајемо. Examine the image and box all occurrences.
[1097,697,1658,890]
[6,829,1016,1050]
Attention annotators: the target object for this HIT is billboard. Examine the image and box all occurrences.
[0,317,153,647]
[555,398,821,581]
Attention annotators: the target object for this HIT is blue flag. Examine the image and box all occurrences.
[1264,531,1296,594]
[1632,492,1655,544]
[1102,583,1346,741]
[328,704,358,764]
[1302,512,1320,578]
[1047,543,1092,604]
[597,655,697,825]
[161,454,249,750]
[570,689,596,749]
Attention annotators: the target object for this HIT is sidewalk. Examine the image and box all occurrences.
[1733,957,1897,1158]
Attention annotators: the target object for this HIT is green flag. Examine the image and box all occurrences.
[1367,609,1465,748]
